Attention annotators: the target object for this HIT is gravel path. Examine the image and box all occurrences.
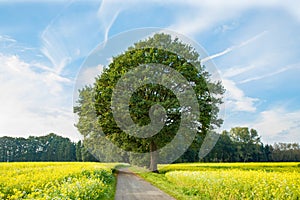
[114,168,175,200]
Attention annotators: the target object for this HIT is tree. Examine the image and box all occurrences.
[81,145,98,162]
[76,141,83,161]
[263,144,273,161]
[75,33,224,171]
[203,130,238,162]
[74,85,128,162]
[229,127,262,162]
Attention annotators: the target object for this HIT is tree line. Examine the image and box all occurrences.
[183,127,300,162]
[0,133,96,162]
[1,128,299,162]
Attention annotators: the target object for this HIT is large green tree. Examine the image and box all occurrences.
[75,33,224,171]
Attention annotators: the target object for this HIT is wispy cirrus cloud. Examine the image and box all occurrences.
[97,0,124,44]
[223,64,260,78]
[0,1,119,140]
[202,31,267,63]
[168,0,300,36]
[0,1,115,140]
[1,0,300,144]
[198,32,267,114]
[40,1,105,76]
[0,35,17,43]
[239,63,300,84]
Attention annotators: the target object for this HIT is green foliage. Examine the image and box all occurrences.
[76,140,83,161]
[75,33,225,170]
[0,133,77,162]
[200,127,300,162]
[271,143,300,161]
[0,133,101,162]
[229,127,262,161]
[130,166,185,200]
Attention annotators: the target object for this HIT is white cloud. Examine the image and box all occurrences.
[215,22,239,33]
[0,53,79,140]
[0,34,39,58]
[167,1,248,36]
[76,64,103,88]
[40,1,104,75]
[0,35,17,43]
[97,0,123,44]
[223,64,259,78]
[221,107,300,144]
[254,107,300,143]
[222,79,258,112]
[202,31,267,63]
[221,59,269,80]
[168,0,300,36]
[239,63,300,84]
[1,0,300,144]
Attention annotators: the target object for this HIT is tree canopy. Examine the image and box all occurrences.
[0,133,98,162]
[0,133,76,162]
[74,33,225,171]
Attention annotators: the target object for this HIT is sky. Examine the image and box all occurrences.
[0,0,299,144]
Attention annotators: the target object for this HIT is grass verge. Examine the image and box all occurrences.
[129,166,189,200]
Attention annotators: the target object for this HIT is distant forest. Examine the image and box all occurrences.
[199,129,300,162]
[0,129,300,162]
[0,133,96,162]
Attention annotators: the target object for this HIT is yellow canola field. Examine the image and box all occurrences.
[0,162,117,200]
[166,168,300,200]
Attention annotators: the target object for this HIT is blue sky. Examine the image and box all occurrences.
[0,0,299,144]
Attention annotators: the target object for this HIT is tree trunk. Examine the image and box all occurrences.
[150,141,158,173]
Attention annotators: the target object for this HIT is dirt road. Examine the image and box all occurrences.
[114,168,175,200]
